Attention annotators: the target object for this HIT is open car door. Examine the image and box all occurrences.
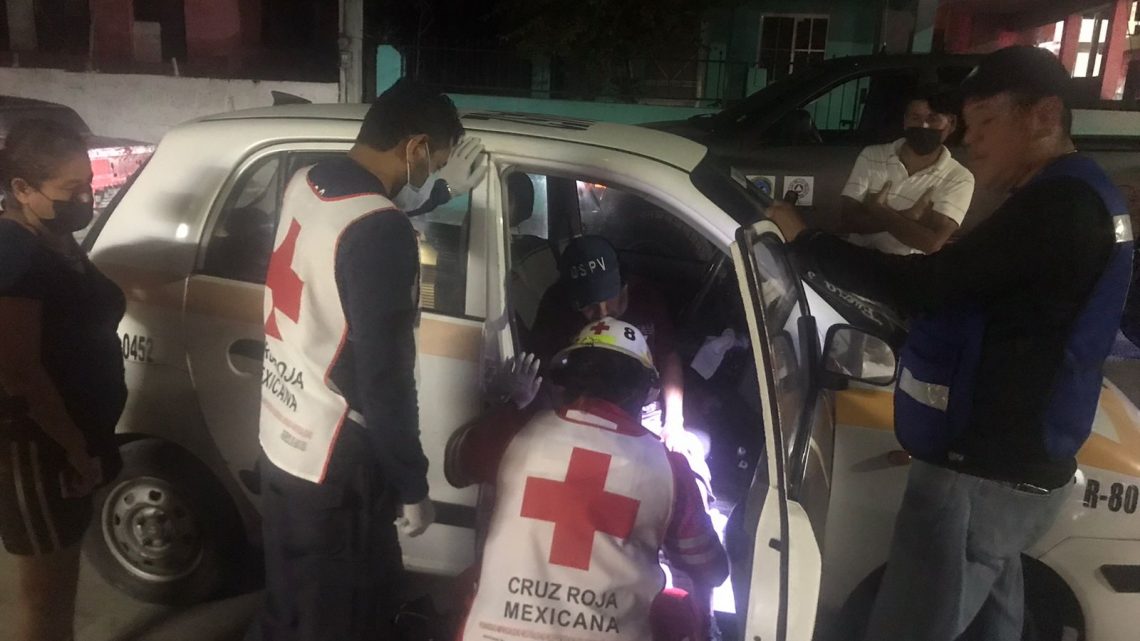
[731,220,822,641]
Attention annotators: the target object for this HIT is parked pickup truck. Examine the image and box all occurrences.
[0,95,155,238]
[649,53,1140,233]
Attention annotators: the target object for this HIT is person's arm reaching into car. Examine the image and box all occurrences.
[662,452,728,599]
[635,281,687,445]
[444,405,535,488]
[445,352,542,488]
[766,178,1110,316]
[660,351,686,444]
[336,211,432,534]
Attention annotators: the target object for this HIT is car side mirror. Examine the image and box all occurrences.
[821,325,898,389]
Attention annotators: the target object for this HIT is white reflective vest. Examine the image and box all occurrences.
[463,404,675,641]
[258,166,399,483]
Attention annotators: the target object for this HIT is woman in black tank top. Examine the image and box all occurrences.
[0,119,127,641]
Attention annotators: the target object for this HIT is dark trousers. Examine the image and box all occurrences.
[249,454,403,641]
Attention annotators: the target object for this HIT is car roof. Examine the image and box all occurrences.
[0,96,92,135]
[0,95,70,109]
[198,104,708,171]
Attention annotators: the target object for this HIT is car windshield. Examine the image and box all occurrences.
[690,155,907,342]
[689,154,769,226]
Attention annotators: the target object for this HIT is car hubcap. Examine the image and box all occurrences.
[102,476,203,582]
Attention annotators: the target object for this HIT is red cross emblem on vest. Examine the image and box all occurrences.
[264,219,304,339]
[520,447,640,571]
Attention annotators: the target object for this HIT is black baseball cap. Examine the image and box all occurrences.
[960,45,1073,105]
[560,235,623,309]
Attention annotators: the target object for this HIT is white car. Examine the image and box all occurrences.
[83,106,1140,641]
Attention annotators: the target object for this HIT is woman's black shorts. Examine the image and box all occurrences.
[0,428,93,556]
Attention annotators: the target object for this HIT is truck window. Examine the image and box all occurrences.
[762,70,920,146]
[803,75,870,134]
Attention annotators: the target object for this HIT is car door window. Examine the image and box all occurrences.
[752,234,810,466]
[414,192,472,317]
[198,150,472,317]
[200,154,282,284]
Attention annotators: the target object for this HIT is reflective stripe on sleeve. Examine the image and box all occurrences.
[898,367,950,412]
[1114,215,1133,244]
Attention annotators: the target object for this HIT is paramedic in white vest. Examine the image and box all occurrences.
[249,79,486,641]
[446,319,728,641]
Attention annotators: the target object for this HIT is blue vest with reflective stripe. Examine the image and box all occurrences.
[894,155,1133,462]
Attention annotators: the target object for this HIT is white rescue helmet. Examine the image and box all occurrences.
[550,317,660,388]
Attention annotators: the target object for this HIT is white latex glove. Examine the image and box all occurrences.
[395,498,435,537]
[487,353,543,409]
[438,136,488,198]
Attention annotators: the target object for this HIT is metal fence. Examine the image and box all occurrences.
[397,44,757,107]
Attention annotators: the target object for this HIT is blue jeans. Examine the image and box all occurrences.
[864,460,1071,641]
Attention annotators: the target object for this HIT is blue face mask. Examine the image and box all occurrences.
[394,140,438,212]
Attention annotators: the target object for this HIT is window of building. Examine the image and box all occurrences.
[134,0,187,63]
[756,15,829,82]
[1074,15,1110,78]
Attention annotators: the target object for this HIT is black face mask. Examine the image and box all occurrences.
[904,126,944,156]
[40,194,94,235]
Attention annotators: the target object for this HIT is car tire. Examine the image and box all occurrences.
[1022,557,1085,641]
[83,439,247,605]
[834,558,1084,641]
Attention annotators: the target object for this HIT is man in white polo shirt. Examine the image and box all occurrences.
[839,87,975,255]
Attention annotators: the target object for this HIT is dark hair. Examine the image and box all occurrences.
[356,79,464,151]
[553,347,654,415]
[906,84,961,118]
[960,45,1073,135]
[0,119,88,205]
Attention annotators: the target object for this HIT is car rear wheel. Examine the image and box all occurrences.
[83,439,247,605]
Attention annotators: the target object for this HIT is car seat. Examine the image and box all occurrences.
[507,173,559,331]
[206,206,275,283]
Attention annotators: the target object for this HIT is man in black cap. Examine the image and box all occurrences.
[528,235,689,449]
[767,46,1132,641]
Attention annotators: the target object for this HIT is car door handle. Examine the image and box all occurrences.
[887,450,912,466]
[228,339,264,376]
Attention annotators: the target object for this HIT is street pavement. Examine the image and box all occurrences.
[0,550,260,641]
